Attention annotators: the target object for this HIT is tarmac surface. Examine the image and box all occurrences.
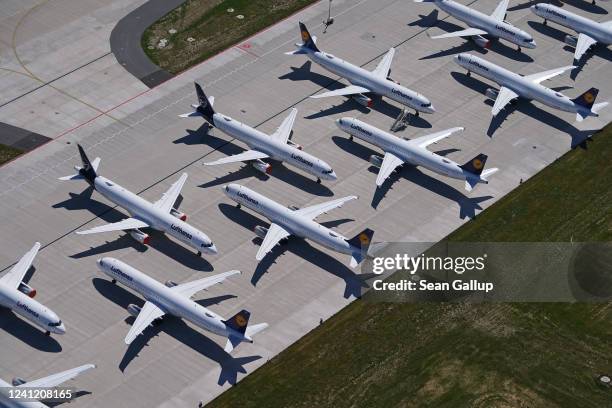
[0,0,610,407]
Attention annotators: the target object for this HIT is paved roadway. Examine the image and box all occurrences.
[0,0,610,407]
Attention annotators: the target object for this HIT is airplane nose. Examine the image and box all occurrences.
[56,323,66,335]
[428,104,436,113]
[207,243,218,254]
[327,170,338,181]
[96,258,104,268]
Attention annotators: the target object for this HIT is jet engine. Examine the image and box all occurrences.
[18,282,36,298]
[254,225,268,239]
[129,229,150,245]
[352,94,373,108]
[252,161,272,175]
[287,140,303,150]
[485,88,499,101]
[472,35,491,49]
[564,35,578,48]
[127,304,141,317]
[369,155,384,168]
[12,377,26,386]
[170,208,187,221]
[165,280,178,288]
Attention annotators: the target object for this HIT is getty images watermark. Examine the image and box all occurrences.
[360,242,612,302]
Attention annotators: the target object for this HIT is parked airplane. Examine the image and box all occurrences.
[0,364,95,408]
[336,118,498,191]
[0,242,65,336]
[97,257,266,352]
[454,53,608,121]
[531,3,611,62]
[181,83,336,183]
[415,0,536,51]
[60,145,216,256]
[286,22,435,115]
[223,184,374,267]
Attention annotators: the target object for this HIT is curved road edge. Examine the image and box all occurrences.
[110,0,186,88]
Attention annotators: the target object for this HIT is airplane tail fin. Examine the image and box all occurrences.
[59,145,99,183]
[194,82,215,122]
[460,153,488,176]
[223,309,250,335]
[346,228,374,268]
[298,22,319,52]
[572,87,599,110]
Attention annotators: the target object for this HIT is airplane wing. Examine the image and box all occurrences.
[573,33,597,62]
[0,242,40,290]
[491,86,519,116]
[153,173,187,212]
[270,108,297,144]
[407,127,464,149]
[256,223,292,261]
[430,27,488,39]
[372,48,395,79]
[294,195,358,220]
[17,364,96,388]
[310,85,371,99]
[204,150,269,166]
[76,218,149,235]
[171,270,241,298]
[376,152,404,187]
[524,65,576,84]
[125,301,165,345]
[490,0,509,21]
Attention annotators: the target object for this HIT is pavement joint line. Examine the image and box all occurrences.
[0,52,113,109]
[0,0,498,274]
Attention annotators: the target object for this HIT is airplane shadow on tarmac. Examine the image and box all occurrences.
[450,71,600,147]
[0,308,62,353]
[92,278,257,385]
[410,10,533,63]
[218,203,369,298]
[279,61,432,127]
[332,136,492,219]
[177,124,334,196]
[52,188,213,271]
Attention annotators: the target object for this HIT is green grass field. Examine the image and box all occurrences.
[0,144,24,166]
[208,126,612,408]
[142,0,318,74]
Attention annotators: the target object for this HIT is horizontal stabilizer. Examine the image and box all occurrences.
[245,322,268,337]
[224,335,241,353]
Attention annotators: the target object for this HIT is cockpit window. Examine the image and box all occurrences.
[225,186,229,192]
[223,117,231,121]
[323,169,334,174]
[329,232,339,237]
[201,242,213,248]
[555,92,563,97]
[326,54,334,59]
[338,119,343,125]
[105,181,113,187]
[422,102,432,107]
[49,320,62,327]
[524,38,534,43]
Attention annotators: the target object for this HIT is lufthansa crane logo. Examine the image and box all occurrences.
[584,92,595,103]
[301,30,310,43]
[235,314,248,327]
[472,158,484,170]
[359,232,370,246]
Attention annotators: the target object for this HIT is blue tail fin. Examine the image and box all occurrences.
[572,87,599,109]
[224,309,250,334]
[194,82,215,122]
[461,153,488,176]
[77,144,97,184]
[299,22,319,52]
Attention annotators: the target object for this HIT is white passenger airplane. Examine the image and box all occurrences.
[223,184,374,267]
[454,53,608,121]
[531,3,611,62]
[0,364,95,408]
[60,145,217,256]
[335,118,498,191]
[415,0,536,51]
[0,242,65,336]
[286,22,435,115]
[181,83,336,183]
[97,257,267,352]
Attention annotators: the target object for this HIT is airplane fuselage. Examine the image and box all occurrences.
[531,4,612,45]
[454,54,590,116]
[224,184,359,256]
[336,118,480,183]
[211,113,336,180]
[307,50,435,113]
[435,0,535,48]
[96,258,247,342]
[92,176,215,253]
[0,283,64,335]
